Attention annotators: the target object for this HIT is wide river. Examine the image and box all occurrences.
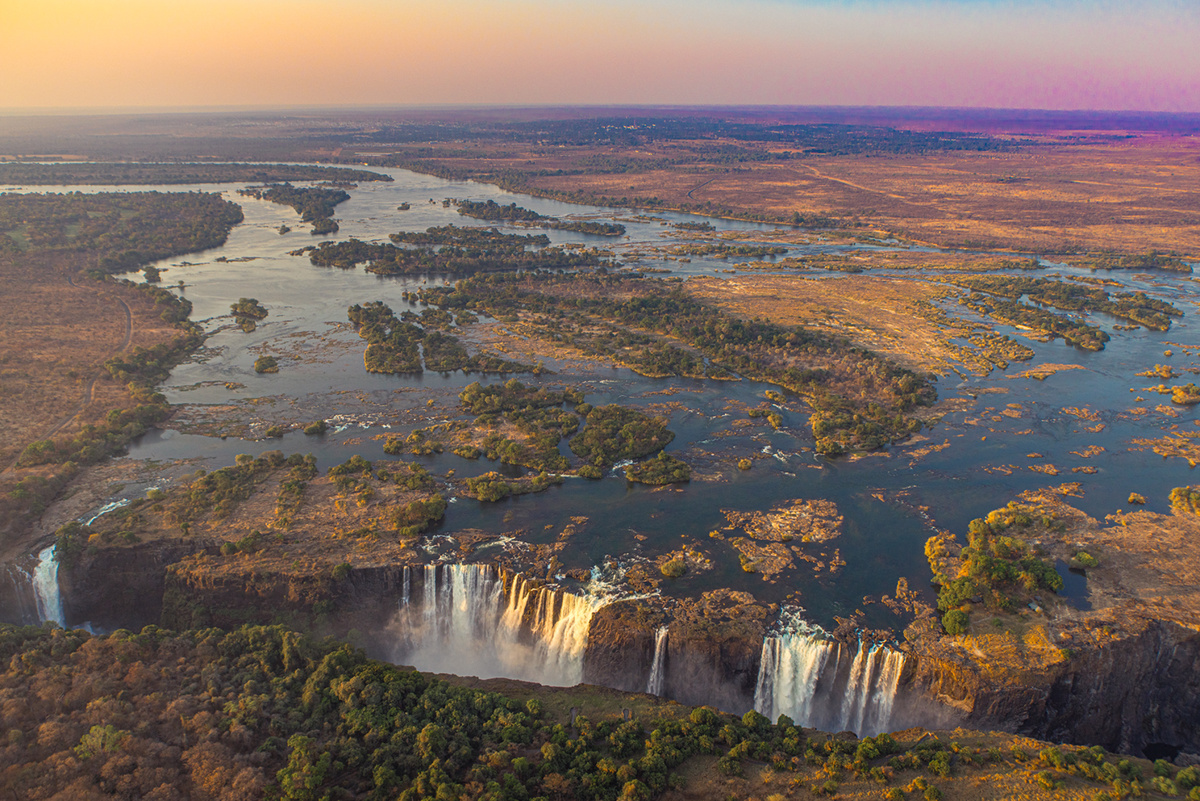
[5,166,1199,632]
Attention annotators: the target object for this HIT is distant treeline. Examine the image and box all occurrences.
[0,161,391,185]
[339,116,1020,155]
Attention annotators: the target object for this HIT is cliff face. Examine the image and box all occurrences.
[586,590,771,713]
[163,560,411,658]
[59,541,216,631]
[903,618,1200,756]
[1039,620,1200,755]
[582,600,663,692]
[59,539,410,651]
[54,540,1200,757]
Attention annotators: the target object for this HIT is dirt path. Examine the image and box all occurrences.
[795,164,940,211]
[0,275,133,477]
[686,177,717,200]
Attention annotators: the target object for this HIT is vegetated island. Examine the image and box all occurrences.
[297,228,611,276]
[416,271,935,455]
[455,198,627,236]
[238,183,351,235]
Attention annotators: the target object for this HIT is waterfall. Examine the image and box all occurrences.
[391,564,613,687]
[646,626,669,695]
[754,612,906,736]
[32,545,65,627]
[754,624,837,726]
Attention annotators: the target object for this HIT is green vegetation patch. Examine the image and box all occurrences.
[926,502,1064,632]
[0,623,1178,801]
[626,452,692,485]
[348,301,530,375]
[946,275,1182,331]
[0,191,243,272]
[420,272,934,454]
[231,297,269,331]
[570,404,674,467]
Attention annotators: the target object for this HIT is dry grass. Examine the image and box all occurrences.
[398,134,1200,256]
[687,273,968,374]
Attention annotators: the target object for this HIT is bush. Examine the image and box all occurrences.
[254,356,279,374]
[660,559,687,578]
[303,420,328,435]
[625,452,691,485]
[941,609,969,635]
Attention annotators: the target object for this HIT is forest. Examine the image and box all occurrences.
[303,237,610,276]
[1,623,1186,801]
[0,191,244,273]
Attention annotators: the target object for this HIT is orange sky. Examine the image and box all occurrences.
[2,0,1198,111]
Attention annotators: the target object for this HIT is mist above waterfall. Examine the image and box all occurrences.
[754,612,908,736]
[389,563,613,687]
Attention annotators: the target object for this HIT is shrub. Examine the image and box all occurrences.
[660,559,687,578]
[303,420,328,435]
[254,356,279,374]
[942,609,969,636]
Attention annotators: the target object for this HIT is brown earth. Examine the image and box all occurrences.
[688,273,957,373]
[904,485,1200,753]
[390,134,1200,257]
[0,255,179,473]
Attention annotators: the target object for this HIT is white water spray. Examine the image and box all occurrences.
[392,564,613,686]
[754,612,906,735]
[646,626,669,696]
[32,545,64,627]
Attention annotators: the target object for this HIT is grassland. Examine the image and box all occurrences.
[372,134,1200,258]
[0,192,243,555]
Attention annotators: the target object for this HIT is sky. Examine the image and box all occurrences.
[2,0,1198,112]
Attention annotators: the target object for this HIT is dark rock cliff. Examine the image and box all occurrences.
[903,617,1200,756]
[582,600,664,692]
[586,590,771,713]
[58,541,216,631]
